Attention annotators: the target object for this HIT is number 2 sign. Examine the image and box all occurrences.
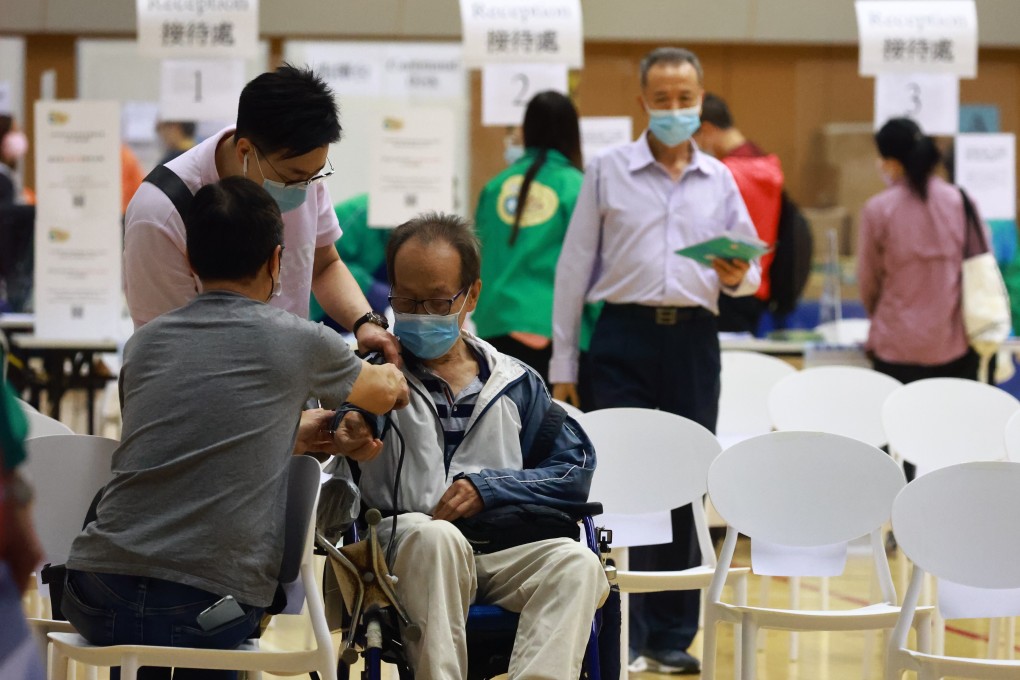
[481,63,568,127]
[873,72,959,136]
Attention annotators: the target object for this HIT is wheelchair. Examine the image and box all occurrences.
[316,508,617,680]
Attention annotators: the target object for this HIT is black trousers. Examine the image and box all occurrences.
[588,303,720,656]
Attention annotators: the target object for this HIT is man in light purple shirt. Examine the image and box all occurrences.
[550,47,760,675]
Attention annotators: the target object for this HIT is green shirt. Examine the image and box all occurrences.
[472,149,601,350]
[1,382,28,471]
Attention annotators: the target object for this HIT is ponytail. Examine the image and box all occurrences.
[509,148,548,246]
[875,117,941,201]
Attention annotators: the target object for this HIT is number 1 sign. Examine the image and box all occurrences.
[160,58,245,122]
[481,62,568,127]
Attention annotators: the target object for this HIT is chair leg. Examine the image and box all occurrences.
[122,654,140,680]
[916,613,932,655]
[789,577,800,661]
[50,644,70,680]
[734,576,747,680]
[1009,617,1016,659]
[701,606,718,680]
[740,619,758,680]
[756,577,769,652]
[990,618,1002,659]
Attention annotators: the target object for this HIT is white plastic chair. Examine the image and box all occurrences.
[887,461,1020,680]
[882,378,1020,475]
[580,407,749,680]
[815,318,871,345]
[1003,409,1020,462]
[768,365,902,448]
[24,409,74,439]
[766,365,902,663]
[48,454,338,680]
[718,351,797,451]
[705,431,932,680]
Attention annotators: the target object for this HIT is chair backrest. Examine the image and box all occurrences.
[882,377,1020,472]
[892,461,1020,591]
[581,407,722,515]
[1004,410,1020,461]
[768,365,902,447]
[22,434,120,565]
[279,454,324,584]
[552,398,585,421]
[814,318,871,345]
[708,431,904,549]
[25,410,74,439]
[717,351,797,448]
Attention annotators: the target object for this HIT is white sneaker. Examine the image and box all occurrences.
[628,655,648,673]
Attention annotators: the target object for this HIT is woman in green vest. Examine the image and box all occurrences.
[473,91,600,392]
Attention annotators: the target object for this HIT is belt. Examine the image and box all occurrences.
[604,303,715,326]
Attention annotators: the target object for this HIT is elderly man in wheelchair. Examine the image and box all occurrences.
[328,212,610,679]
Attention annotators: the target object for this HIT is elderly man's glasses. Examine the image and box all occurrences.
[388,287,467,316]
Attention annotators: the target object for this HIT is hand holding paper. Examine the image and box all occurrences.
[674,234,770,266]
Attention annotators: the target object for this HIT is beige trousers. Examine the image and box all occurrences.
[384,513,610,680]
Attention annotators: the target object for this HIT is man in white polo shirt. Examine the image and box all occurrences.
[125,64,398,362]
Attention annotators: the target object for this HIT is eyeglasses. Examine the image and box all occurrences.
[252,145,335,188]
[388,287,467,316]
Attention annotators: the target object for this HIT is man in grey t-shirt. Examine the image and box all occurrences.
[62,177,407,680]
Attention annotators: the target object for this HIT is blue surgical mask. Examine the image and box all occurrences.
[647,104,702,147]
[504,144,525,166]
[244,151,309,213]
[393,310,463,360]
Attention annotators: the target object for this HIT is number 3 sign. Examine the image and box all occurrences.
[873,72,959,136]
[481,63,568,127]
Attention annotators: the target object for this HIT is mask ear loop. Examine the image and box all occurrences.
[242,152,249,177]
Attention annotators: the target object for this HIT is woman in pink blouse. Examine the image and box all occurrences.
[858,117,978,386]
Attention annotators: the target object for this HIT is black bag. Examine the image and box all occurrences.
[768,191,813,317]
[453,503,580,554]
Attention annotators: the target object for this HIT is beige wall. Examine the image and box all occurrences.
[2,0,1019,46]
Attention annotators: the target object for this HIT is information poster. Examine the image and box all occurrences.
[580,116,633,163]
[160,58,246,121]
[301,41,465,100]
[368,107,456,227]
[856,0,978,78]
[33,100,122,340]
[873,72,959,135]
[136,0,259,59]
[481,62,568,126]
[955,133,1016,221]
[459,0,583,68]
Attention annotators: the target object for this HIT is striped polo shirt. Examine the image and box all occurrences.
[411,349,492,472]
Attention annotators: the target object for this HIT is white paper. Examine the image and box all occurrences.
[0,81,11,115]
[481,62,568,127]
[751,539,849,577]
[160,58,245,122]
[856,0,978,78]
[136,0,258,59]
[33,100,122,340]
[121,100,160,143]
[600,511,673,549]
[874,72,959,136]
[939,579,1020,620]
[303,41,465,101]
[955,133,1017,221]
[580,116,633,163]
[459,0,583,68]
[368,107,456,228]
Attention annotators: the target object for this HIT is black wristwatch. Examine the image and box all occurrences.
[351,310,389,336]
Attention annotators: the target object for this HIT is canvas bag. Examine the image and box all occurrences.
[960,188,1011,381]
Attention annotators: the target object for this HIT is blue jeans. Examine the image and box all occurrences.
[61,570,263,680]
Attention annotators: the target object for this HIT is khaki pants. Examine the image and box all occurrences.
[383,513,609,680]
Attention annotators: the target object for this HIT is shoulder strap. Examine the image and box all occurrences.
[143,165,194,218]
[529,401,567,462]
[959,187,989,258]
